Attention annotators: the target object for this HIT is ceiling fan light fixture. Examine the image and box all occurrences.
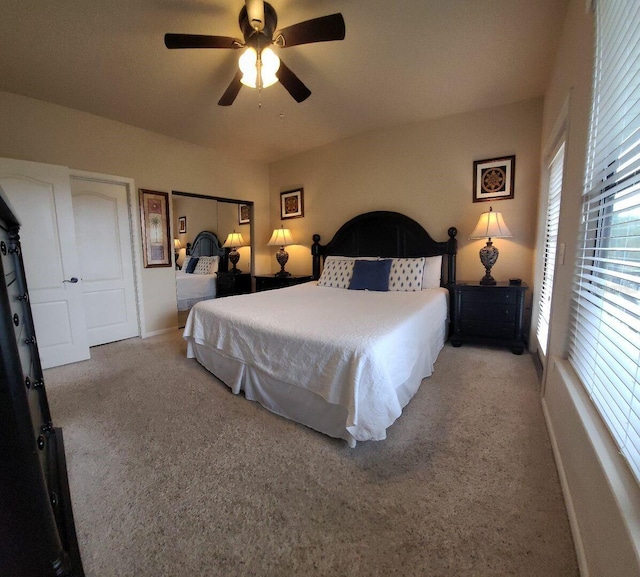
[239,46,280,89]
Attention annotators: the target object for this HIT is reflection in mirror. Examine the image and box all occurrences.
[172,191,254,327]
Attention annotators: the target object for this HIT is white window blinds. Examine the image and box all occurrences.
[537,142,565,356]
[568,0,640,479]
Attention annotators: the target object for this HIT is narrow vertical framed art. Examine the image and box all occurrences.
[139,189,171,267]
[280,188,304,220]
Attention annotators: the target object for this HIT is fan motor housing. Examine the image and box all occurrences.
[239,2,277,43]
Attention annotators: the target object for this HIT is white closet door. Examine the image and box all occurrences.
[0,158,90,368]
[70,177,139,346]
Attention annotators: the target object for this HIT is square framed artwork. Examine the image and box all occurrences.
[280,188,304,220]
[139,189,171,267]
[238,203,251,225]
[473,155,515,203]
[178,216,187,234]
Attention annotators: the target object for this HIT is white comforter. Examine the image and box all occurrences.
[183,282,448,442]
[175,271,217,310]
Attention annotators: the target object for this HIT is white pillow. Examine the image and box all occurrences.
[317,257,355,288]
[388,258,425,291]
[193,255,219,275]
[422,255,443,288]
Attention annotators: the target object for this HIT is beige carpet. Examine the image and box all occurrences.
[44,331,578,577]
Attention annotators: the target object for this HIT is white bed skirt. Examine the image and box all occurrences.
[186,317,446,447]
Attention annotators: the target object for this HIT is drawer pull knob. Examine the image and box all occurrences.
[13,314,19,327]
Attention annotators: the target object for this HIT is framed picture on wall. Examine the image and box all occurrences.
[139,189,171,267]
[238,204,251,225]
[473,155,515,203]
[178,216,187,234]
[280,188,304,220]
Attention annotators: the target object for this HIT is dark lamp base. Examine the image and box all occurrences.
[480,273,496,285]
[275,270,291,278]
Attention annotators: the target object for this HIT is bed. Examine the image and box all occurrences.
[183,211,458,446]
[176,231,227,311]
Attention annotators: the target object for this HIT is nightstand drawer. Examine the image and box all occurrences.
[461,320,516,339]
[459,289,517,304]
[461,301,516,322]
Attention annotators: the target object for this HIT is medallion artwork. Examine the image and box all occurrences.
[481,167,506,193]
[284,196,299,216]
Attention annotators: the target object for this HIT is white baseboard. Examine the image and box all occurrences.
[142,326,179,338]
[542,396,589,576]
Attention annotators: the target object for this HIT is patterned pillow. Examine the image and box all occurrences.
[317,257,355,289]
[193,256,218,275]
[388,258,425,291]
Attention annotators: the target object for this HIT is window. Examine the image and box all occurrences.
[537,141,565,356]
[568,0,640,479]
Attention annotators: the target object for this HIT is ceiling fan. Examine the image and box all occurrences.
[165,0,346,106]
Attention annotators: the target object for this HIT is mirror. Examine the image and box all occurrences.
[172,191,254,326]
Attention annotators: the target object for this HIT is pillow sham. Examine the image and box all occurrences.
[317,257,355,289]
[194,255,219,275]
[388,258,425,291]
[185,257,199,274]
[348,259,392,291]
[422,255,443,288]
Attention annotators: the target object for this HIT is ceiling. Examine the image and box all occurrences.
[0,0,568,163]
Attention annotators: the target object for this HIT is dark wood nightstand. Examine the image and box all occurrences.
[254,275,314,292]
[217,272,251,297]
[450,281,528,354]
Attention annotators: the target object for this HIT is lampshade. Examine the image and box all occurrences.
[267,228,294,247]
[469,207,513,240]
[174,238,183,250]
[222,232,246,248]
[239,47,280,88]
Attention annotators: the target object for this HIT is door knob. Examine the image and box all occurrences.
[63,277,79,283]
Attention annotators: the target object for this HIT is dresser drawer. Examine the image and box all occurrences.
[461,320,517,339]
[461,301,516,322]
[458,287,517,304]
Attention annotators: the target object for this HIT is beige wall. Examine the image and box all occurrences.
[0,91,269,335]
[269,98,543,295]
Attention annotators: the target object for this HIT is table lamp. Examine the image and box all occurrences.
[267,227,295,277]
[469,206,512,285]
[222,231,246,274]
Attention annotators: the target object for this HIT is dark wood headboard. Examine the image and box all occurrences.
[311,211,457,285]
[187,230,229,272]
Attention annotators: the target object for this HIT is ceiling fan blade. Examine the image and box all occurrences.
[276,60,311,103]
[275,13,345,47]
[218,70,243,106]
[164,34,241,50]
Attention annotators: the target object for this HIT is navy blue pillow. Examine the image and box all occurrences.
[185,257,199,274]
[348,259,392,291]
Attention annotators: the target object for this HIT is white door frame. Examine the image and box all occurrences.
[70,170,146,338]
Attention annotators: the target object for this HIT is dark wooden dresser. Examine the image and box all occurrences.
[450,281,528,354]
[0,189,84,576]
